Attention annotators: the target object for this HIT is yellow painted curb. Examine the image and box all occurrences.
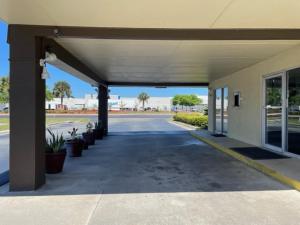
[190,131,300,191]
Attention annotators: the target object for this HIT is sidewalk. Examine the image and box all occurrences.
[190,129,300,191]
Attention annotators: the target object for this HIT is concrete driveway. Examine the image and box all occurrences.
[1,115,300,225]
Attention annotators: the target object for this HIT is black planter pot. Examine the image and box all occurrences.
[66,139,83,157]
[82,132,95,145]
[93,128,103,140]
[45,149,66,174]
[81,138,89,150]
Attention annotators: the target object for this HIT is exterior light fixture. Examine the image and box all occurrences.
[41,66,50,80]
[40,52,57,80]
[40,52,57,66]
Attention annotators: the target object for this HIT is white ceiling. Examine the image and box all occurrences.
[1,0,300,28]
[55,38,300,84]
[3,0,300,84]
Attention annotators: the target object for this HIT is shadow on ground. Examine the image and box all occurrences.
[0,131,291,197]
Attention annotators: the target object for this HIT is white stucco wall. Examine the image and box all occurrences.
[208,44,300,146]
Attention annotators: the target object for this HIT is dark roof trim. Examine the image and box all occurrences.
[8,25,107,86]
[43,38,107,87]
[8,25,300,40]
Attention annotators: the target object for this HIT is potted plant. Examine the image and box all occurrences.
[93,121,103,140]
[81,135,89,150]
[45,129,66,174]
[66,128,83,157]
[82,122,95,145]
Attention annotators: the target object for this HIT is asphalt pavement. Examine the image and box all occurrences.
[0,114,174,174]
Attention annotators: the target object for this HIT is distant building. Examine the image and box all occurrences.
[46,94,208,112]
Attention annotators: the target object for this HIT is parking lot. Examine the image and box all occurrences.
[0,114,300,225]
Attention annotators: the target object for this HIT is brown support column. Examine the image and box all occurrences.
[9,27,46,191]
[98,85,108,135]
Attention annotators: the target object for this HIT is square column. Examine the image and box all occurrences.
[98,85,108,135]
[9,28,46,191]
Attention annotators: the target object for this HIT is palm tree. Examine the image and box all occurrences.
[0,76,9,104]
[138,92,150,110]
[45,86,54,101]
[53,81,72,107]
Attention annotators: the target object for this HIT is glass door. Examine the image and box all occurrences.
[215,88,222,134]
[264,74,283,152]
[214,87,228,134]
[223,87,228,133]
[287,68,300,155]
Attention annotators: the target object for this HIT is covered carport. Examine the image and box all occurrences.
[2,0,300,191]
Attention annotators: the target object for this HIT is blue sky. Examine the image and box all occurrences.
[0,20,207,97]
[0,21,9,77]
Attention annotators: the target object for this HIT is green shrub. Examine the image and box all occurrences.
[46,129,65,153]
[173,113,208,129]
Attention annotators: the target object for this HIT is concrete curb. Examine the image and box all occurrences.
[46,113,174,116]
[0,121,85,135]
[47,121,82,126]
[168,119,197,130]
[189,131,300,192]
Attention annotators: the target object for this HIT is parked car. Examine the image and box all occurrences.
[0,104,9,112]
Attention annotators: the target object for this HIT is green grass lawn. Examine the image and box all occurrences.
[0,117,91,131]
[0,118,9,131]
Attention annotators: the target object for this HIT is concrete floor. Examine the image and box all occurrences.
[1,115,300,225]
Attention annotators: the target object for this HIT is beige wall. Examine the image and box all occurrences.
[208,44,300,146]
